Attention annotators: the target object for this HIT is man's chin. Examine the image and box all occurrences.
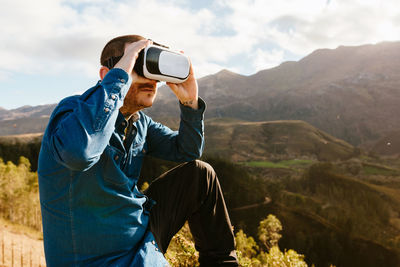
[139,101,154,109]
[138,93,156,108]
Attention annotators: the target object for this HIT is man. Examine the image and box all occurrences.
[38,35,238,266]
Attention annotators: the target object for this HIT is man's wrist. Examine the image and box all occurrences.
[180,99,199,110]
[179,98,206,122]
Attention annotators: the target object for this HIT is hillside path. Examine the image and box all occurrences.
[231,197,271,211]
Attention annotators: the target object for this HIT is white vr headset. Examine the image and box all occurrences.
[105,42,190,84]
[135,45,190,84]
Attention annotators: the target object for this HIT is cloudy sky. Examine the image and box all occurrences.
[1,0,399,109]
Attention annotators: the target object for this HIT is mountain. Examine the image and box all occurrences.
[370,130,400,156]
[0,118,356,172]
[0,104,56,121]
[0,117,50,136]
[0,104,56,136]
[2,41,400,150]
[0,107,10,118]
[204,118,356,162]
[148,41,400,148]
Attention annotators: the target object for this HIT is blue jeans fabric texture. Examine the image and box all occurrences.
[38,68,206,266]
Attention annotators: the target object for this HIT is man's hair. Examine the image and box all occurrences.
[100,35,145,67]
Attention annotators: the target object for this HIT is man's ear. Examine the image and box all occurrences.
[99,66,109,80]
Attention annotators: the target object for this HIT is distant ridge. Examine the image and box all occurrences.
[148,41,400,149]
[204,119,356,162]
[0,104,56,121]
[2,41,400,152]
[0,119,356,171]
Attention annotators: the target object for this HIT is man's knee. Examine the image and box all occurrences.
[187,160,216,178]
[183,160,221,194]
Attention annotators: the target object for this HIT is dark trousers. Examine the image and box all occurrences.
[144,160,238,266]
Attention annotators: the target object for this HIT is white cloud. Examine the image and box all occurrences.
[218,0,400,61]
[252,49,284,72]
[193,60,240,79]
[0,0,399,81]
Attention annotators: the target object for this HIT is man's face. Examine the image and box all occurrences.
[123,71,158,111]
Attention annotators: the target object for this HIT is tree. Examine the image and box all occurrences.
[0,157,41,230]
[258,214,282,250]
[235,214,308,267]
[236,229,259,258]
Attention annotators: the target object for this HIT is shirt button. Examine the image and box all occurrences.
[120,78,126,83]
[152,240,156,245]
[114,155,119,161]
[155,247,159,251]
[104,107,110,113]
[111,94,117,100]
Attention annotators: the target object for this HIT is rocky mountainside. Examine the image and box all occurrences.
[204,118,356,162]
[0,104,56,121]
[148,41,400,148]
[2,41,400,151]
[371,130,400,156]
[0,118,356,171]
[0,104,56,136]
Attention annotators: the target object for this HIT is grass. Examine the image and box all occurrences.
[241,159,314,169]
[362,163,400,176]
[0,218,43,240]
[0,218,46,267]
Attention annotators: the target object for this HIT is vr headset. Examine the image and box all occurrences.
[105,42,190,84]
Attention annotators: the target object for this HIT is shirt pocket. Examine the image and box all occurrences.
[102,145,129,186]
[128,141,147,179]
[131,140,147,156]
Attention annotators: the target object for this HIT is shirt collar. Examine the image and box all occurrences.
[125,112,140,123]
[115,112,127,134]
[115,111,140,133]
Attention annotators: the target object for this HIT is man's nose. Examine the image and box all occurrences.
[145,78,158,85]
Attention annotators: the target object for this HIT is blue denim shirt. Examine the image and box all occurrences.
[38,68,205,266]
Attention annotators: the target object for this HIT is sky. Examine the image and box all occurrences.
[0,0,399,110]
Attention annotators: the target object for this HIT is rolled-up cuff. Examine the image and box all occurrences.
[179,97,206,122]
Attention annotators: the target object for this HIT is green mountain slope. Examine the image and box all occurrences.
[205,119,356,162]
[147,41,400,148]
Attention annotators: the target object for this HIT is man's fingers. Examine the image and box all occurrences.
[166,82,178,92]
[115,39,152,74]
[125,39,152,57]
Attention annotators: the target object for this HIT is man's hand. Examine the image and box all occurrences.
[114,39,152,75]
[167,58,199,110]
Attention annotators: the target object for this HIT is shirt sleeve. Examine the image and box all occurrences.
[43,68,132,171]
[146,98,206,162]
